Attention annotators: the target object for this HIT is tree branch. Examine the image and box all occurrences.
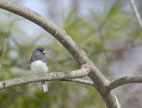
[0,39,8,71]
[129,0,142,28]
[109,75,142,90]
[0,68,90,90]
[0,1,119,107]
[0,0,88,65]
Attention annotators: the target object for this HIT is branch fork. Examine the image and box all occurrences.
[0,0,141,108]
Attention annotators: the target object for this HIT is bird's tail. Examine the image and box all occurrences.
[41,82,48,93]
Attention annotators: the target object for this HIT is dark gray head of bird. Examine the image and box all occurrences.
[30,48,47,64]
[35,48,46,54]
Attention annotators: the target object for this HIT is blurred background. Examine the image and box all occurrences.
[0,0,142,108]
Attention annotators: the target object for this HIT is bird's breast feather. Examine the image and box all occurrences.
[31,60,48,74]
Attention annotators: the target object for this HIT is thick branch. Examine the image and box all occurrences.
[0,0,88,64]
[109,75,142,90]
[0,68,90,90]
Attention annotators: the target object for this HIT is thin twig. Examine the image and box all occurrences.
[129,0,142,28]
[0,39,8,71]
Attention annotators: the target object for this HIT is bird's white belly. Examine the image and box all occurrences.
[31,60,48,74]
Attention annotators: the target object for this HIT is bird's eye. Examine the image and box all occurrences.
[42,50,46,54]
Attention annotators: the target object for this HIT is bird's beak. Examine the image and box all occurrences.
[43,50,46,54]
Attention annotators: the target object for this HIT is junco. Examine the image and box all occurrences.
[30,48,48,93]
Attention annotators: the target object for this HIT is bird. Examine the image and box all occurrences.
[30,48,48,93]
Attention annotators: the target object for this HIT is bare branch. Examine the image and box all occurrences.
[61,78,94,86]
[0,39,8,71]
[0,1,119,107]
[129,0,142,28]
[0,68,90,90]
[109,75,142,90]
[0,0,88,65]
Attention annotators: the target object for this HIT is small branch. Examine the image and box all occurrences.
[0,39,8,71]
[61,78,94,86]
[129,0,142,28]
[109,75,142,90]
[0,68,90,90]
